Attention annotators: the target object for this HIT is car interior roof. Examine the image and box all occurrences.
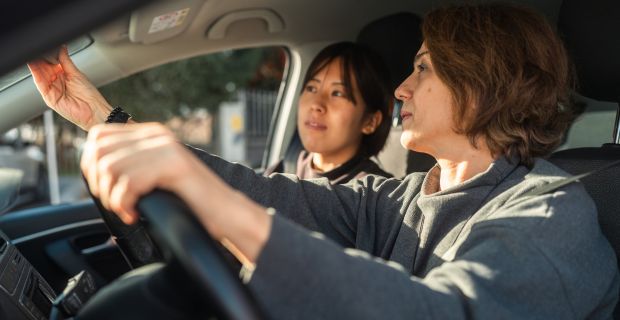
[82,0,564,78]
[0,0,564,128]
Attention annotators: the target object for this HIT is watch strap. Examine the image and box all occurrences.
[105,107,131,124]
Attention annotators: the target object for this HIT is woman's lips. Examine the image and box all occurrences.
[304,120,327,130]
[400,111,413,122]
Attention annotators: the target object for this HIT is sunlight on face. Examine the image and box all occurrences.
[394,43,456,156]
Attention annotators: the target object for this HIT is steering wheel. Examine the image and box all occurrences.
[138,190,263,319]
[83,189,264,319]
[85,175,164,268]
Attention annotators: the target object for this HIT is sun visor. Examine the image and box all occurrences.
[128,0,206,44]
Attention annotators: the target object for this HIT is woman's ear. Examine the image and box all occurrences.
[361,110,382,135]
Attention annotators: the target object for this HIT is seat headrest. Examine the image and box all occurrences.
[558,0,620,102]
[356,12,423,91]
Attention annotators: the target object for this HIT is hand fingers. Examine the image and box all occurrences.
[27,60,63,96]
[109,176,140,224]
[95,147,135,211]
[81,124,135,197]
[58,45,81,75]
[28,45,80,99]
[96,135,179,223]
[81,123,181,224]
[95,136,167,211]
[81,124,170,197]
[108,162,159,224]
[81,140,100,197]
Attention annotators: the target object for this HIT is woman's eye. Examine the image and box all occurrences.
[305,85,316,93]
[332,90,346,98]
[416,64,426,73]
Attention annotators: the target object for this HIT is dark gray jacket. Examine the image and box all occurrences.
[193,148,619,319]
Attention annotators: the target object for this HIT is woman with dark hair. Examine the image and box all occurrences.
[265,42,393,183]
[29,3,618,319]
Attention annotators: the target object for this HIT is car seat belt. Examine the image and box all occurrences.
[523,158,620,197]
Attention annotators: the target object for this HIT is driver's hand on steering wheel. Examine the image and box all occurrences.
[81,122,272,264]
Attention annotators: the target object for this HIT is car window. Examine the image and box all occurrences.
[1,46,287,212]
[556,95,618,150]
[100,47,287,167]
[0,115,50,211]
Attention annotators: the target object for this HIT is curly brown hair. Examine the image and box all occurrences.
[422,3,577,166]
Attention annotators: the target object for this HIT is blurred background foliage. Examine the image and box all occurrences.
[99,47,286,121]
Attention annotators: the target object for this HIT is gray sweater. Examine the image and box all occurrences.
[193,148,619,319]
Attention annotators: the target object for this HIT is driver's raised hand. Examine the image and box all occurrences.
[27,46,114,131]
[81,122,272,263]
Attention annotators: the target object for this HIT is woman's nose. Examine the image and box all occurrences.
[394,77,413,102]
[310,95,327,113]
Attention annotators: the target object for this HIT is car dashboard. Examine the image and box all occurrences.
[0,231,56,320]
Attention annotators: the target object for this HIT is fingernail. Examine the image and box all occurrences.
[122,211,136,225]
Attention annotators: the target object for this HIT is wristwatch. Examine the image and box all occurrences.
[105,107,132,124]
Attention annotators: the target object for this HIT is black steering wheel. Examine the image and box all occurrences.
[137,190,263,319]
[84,189,264,319]
[84,174,163,268]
